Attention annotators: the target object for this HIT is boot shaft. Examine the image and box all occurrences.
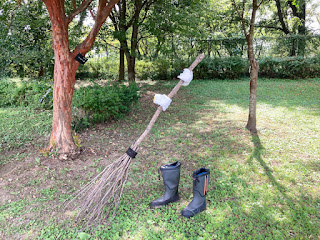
[160,161,181,190]
[181,167,210,218]
[150,161,181,208]
[192,168,210,197]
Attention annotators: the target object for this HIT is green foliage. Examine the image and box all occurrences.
[136,58,187,80]
[259,55,320,79]
[76,57,119,80]
[74,53,320,81]
[195,56,248,79]
[0,78,53,109]
[0,1,53,78]
[72,83,140,131]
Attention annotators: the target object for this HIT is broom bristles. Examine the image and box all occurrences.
[65,147,134,228]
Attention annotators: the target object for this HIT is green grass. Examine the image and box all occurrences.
[0,78,319,239]
[0,107,51,153]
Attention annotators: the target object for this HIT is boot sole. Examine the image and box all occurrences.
[150,194,180,208]
[181,202,206,218]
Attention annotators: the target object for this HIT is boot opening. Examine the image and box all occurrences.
[163,161,180,168]
[196,168,209,176]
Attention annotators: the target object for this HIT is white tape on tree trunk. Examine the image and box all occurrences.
[153,94,172,111]
[178,68,193,86]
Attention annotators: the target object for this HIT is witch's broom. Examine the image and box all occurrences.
[66,54,205,227]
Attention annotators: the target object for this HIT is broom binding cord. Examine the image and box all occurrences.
[67,53,205,228]
[126,147,138,158]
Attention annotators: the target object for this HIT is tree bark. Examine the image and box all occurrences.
[126,0,140,82]
[274,0,290,35]
[127,55,136,82]
[50,55,79,157]
[246,34,258,133]
[246,59,258,133]
[45,1,80,158]
[118,1,126,82]
[119,45,125,82]
[239,0,259,133]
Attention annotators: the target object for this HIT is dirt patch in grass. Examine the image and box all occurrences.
[0,83,179,235]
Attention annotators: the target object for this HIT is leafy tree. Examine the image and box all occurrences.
[232,0,266,133]
[40,0,119,159]
[140,0,208,60]
[108,0,157,82]
[0,1,52,77]
[258,0,308,56]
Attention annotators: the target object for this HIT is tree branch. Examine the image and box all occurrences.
[257,0,265,9]
[231,0,248,38]
[249,0,258,37]
[274,0,290,34]
[139,0,157,24]
[256,24,285,32]
[67,0,94,25]
[287,0,303,19]
[110,10,119,31]
[72,0,76,11]
[88,6,96,20]
[72,0,120,57]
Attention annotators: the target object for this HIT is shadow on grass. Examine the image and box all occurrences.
[248,133,319,238]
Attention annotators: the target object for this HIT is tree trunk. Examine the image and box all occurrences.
[45,1,80,158]
[42,0,120,158]
[50,55,79,158]
[288,0,306,56]
[246,59,259,133]
[127,55,135,82]
[290,38,296,57]
[119,45,125,82]
[126,0,140,82]
[245,1,258,133]
[297,30,306,57]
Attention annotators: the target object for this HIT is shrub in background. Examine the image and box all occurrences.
[72,54,320,81]
[76,56,119,80]
[72,83,140,131]
[195,56,247,79]
[259,56,320,79]
[0,79,53,109]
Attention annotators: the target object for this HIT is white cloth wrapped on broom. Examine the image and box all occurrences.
[153,94,172,111]
[178,68,193,86]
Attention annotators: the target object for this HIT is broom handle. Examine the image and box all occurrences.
[133,53,205,149]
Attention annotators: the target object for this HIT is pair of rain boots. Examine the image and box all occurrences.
[150,161,210,218]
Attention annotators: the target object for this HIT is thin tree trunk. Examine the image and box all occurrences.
[245,0,259,133]
[246,58,259,133]
[119,44,125,82]
[290,38,296,56]
[127,56,135,82]
[126,0,140,82]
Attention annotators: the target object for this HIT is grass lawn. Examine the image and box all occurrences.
[0,78,319,239]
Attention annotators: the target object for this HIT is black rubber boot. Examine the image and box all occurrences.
[150,161,181,208]
[181,168,210,218]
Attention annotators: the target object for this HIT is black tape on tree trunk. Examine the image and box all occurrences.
[75,53,88,64]
[126,147,137,158]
